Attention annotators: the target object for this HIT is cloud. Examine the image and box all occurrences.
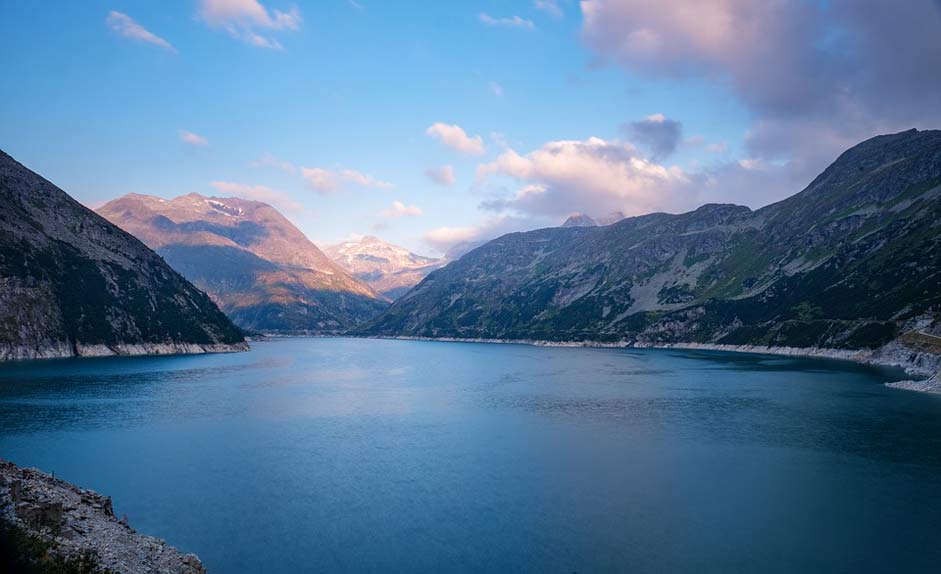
[179,130,208,146]
[340,169,394,189]
[210,180,302,212]
[301,168,336,193]
[249,152,296,173]
[488,81,504,97]
[106,11,176,52]
[425,165,456,187]
[476,136,691,218]
[623,113,682,160]
[580,0,941,205]
[534,0,563,18]
[381,201,423,218]
[423,215,535,254]
[478,13,535,29]
[426,122,485,155]
[198,0,301,49]
[301,167,393,193]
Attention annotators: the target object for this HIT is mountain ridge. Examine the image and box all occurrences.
[0,150,246,360]
[321,235,444,300]
[364,129,941,365]
[98,193,388,334]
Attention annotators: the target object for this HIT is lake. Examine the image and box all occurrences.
[2,338,940,573]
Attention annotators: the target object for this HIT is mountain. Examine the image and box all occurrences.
[562,213,598,227]
[98,193,387,334]
[0,151,245,360]
[322,236,444,300]
[365,129,941,355]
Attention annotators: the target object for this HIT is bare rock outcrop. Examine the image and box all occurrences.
[1,459,204,574]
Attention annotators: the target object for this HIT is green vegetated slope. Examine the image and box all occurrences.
[367,129,941,350]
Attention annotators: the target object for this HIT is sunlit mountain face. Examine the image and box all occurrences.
[322,235,445,300]
[98,193,387,334]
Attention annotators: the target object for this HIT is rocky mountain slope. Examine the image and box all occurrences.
[322,236,444,300]
[98,193,387,333]
[0,151,245,360]
[1,459,204,574]
[365,129,941,356]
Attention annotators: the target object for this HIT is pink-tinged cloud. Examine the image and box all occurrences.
[301,167,393,193]
[476,136,691,218]
[422,215,538,254]
[106,11,176,53]
[580,0,941,206]
[179,130,208,146]
[249,152,296,173]
[198,0,301,49]
[425,165,456,187]
[381,201,423,218]
[426,123,485,155]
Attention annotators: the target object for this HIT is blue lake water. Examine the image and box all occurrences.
[2,338,941,573]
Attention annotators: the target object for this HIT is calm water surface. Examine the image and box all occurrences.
[2,338,940,573]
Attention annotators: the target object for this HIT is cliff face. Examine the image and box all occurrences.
[1,459,204,574]
[365,129,941,353]
[321,235,444,300]
[98,193,388,334]
[0,151,245,360]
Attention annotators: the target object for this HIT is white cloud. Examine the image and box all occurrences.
[301,166,393,193]
[579,0,941,207]
[478,13,535,29]
[381,201,423,218]
[476,136,691,217]
[301,167,336,193]
[106,11,176,52]
[424,225,479,248]
[425,165,456,187]
[210,180,302,212]
[534,0,563,18]
[179,130,208,146]
[422,215,536,254]
[249,152,296,173]
[198,0,301,49]
[426,123,485,155]
[340,169,393,189]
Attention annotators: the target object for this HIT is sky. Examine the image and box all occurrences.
[1,1,940,256]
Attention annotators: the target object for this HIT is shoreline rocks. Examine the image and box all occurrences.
[0,459,205,574]
[0,341,249,362]
[373,335,941,394]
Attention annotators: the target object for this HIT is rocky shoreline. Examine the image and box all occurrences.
[376,335,941,394]
[0,341,249,362]
[0,459,204,574]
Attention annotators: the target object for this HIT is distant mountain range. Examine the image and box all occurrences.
[365,129,941,355]
[98,193,387,334]
[0,151,245,359]
[321,235,444,300]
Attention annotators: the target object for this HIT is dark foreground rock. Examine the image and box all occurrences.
[0,150,246,361]
[0,459,204,574]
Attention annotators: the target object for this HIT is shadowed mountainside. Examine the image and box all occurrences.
[0,151,245,359]
[365,129,941,353]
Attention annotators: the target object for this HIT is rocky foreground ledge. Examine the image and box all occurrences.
[0,460,204,574]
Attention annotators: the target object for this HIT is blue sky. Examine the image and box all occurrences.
[2,1,939,255]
